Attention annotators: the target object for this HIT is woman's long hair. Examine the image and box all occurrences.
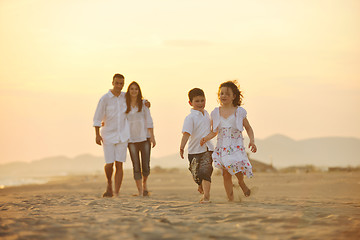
[125,81,143,113]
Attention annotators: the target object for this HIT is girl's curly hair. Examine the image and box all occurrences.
[218,80,243,106]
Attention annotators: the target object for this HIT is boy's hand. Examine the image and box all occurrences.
[248,142,257,153]
[180,149,184,159]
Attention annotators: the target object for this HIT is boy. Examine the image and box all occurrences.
[180,88,214,203]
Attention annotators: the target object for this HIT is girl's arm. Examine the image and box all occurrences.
[200,120,218,146]
[180,132,190,159]
[200,131,217,146]
[243,117,257,153]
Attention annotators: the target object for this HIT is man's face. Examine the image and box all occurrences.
[190,95,206,111]
[112,77,124,92]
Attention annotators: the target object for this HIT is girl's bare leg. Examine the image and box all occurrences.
[223,170,234,201]
[235,172,250,196]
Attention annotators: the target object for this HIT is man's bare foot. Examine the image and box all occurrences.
[103,190,113,197]
[103,184,113,198]
[198,185,204,194]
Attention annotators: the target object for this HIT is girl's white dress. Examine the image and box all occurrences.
[211,107,253,177]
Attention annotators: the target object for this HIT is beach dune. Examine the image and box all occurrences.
[1,169,360,240]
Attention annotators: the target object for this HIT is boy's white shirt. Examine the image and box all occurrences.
[182,109,214,154]
[93,90,130,143]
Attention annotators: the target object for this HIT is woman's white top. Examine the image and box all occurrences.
[126,103,153,143]
[211,106,247,132]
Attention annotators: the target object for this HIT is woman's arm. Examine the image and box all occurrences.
[148,128,156,148]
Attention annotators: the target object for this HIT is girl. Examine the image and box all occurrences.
[201,80,257,201]
[125,81,156,197]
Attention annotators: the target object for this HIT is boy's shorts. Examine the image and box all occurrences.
[103,141,127,164]
[188,151,213,185]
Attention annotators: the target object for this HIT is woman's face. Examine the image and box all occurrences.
[129,84,139,98]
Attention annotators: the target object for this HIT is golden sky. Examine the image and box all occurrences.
[0,0,359,164]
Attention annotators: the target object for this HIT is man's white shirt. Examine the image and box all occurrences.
[93,90,130,144]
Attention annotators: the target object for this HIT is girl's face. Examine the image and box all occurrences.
[219,87,235,106]
[129,84,139,98]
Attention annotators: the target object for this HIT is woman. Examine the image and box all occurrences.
[125,81,156,196]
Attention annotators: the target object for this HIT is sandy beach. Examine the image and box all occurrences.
[1,169,359,240]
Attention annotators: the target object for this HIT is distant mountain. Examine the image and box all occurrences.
[0,135,359,179]
[244,135,360,168]
[0,154,105,177]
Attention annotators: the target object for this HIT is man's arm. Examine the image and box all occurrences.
[93,97,105,145]
[95,127,103,145]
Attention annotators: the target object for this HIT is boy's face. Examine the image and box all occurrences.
[189,95,206,112]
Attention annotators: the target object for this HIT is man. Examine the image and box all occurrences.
[93,73,129,197]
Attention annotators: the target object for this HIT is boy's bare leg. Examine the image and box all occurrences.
[223,170,234,201]
[235,172,250,197]
[198,184,204,194]
[202,180,211,202]
[114,162,123,196]
[103,163,114,197]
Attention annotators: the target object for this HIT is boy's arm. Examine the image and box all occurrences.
[243,117,257,153]
[180,132,190,159]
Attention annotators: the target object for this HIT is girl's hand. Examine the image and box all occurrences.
[200,137,207,146]
[248,142,257,153]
